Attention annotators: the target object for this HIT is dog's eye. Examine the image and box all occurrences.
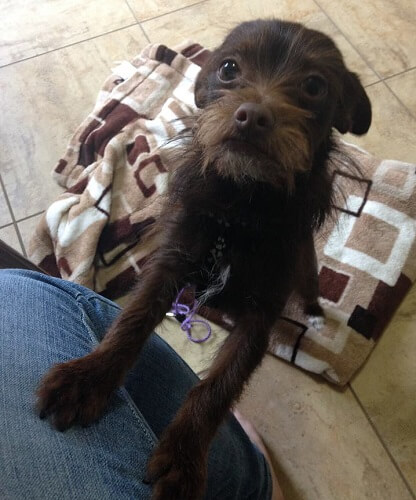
[218,60,240,82]
[301,75,328,98]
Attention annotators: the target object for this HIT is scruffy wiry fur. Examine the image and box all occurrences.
[37,19,371,500]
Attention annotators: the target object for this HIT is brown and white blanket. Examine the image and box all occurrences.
[29,41,416,386]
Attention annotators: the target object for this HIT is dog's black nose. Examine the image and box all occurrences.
[234,103,274,134]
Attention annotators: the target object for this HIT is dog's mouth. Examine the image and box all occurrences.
[222,138,266,157]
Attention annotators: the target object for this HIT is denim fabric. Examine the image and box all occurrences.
[0,270,271,499]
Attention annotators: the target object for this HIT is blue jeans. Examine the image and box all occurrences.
[0,270,271,499]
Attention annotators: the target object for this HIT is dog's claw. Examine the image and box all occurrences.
[55,422,70,433]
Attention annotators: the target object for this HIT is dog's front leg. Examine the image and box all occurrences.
[296,233,324,326]
[37,255,183,431]
[148,311,273,500]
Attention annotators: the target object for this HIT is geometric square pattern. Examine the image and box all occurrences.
[367,273,412,341]
[332,170,372,216]
[155,45,178,65]
[347,305,377,339]
[319,266,350,304]
[308,305,352,354]
[324,195,416,286]
[134,154,167,197]
[345,213,398,264]
[373,160,416,201]
[126,135,150,166]
[272,316,307,363]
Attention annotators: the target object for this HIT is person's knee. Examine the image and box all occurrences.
[0,269,82,310]
[0,270,51,313]
[0,268,40,295]
[0,268,32,280]
[0,269,56,297]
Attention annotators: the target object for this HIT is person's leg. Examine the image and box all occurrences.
[0,239,44,272]
[0,270,272,499]
[0,269,155,499]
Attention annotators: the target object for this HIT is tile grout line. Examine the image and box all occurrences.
[311,0,383,81]
[0,211,45,231]
[311,0,416,132]
[138,23,151,44]
[381,80,416,121]
[364,65,416,90]
[123,0,151,43]
[0,23,138,70]
[122,0,140,23]
[348,383,416,499]
[363,80,382,89]
[19,210,45,223]
[139,0,209,24]
[381,64,416,83]
[0,175,27,257]
[0,0,211,71]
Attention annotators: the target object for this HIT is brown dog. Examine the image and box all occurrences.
[37,19,371,499]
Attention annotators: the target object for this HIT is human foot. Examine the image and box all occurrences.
[233,409,285,500]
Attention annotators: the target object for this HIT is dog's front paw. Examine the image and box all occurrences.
[304,302,325,331]
[147,437,206,500]
[37,356,115,431]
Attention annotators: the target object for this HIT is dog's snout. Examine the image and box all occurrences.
[234,103,274,134]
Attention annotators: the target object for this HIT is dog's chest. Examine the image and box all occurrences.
[191,211,255,304]
[203,211,253,265]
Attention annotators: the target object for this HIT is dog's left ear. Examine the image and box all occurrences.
[333,72,372,135]
[194,63,214,109]
[194,51,223,109]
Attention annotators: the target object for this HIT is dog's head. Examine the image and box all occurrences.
[193,19,371,189]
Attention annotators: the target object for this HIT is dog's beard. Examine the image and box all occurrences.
[202,145,284,187]
[194,92,312,191]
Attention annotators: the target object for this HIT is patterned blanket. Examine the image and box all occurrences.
[29,41,416,385]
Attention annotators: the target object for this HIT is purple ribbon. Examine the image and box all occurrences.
[170,286,212,343]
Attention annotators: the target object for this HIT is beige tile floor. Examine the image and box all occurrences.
[1,0,415,498]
